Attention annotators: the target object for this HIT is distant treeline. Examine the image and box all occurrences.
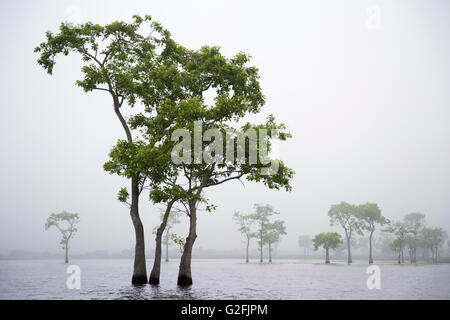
[298,202,450,264]
[2,246,450,261]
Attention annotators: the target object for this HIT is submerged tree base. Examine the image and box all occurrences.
[149,277,160,285]
[131,275,148,285]
[177,275,193,287]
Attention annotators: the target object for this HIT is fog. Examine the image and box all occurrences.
[0,0,449,257]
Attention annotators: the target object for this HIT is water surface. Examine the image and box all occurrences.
[0,259,449,299]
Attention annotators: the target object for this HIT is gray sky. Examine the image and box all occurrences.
[1,0,449,255]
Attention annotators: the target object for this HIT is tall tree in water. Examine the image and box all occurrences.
[312,232,343,264]
[104,134,184,285]
[358,203,388,264]
[45,211,80,263]
[132,46,295,286]
[35,15,177,284]
[264,220,287,263]
[233,211,254,263]
[403,212,425,263]
[298,235,312,257]
[328,202,362,264]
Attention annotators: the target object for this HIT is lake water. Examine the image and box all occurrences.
[0,259,449,299]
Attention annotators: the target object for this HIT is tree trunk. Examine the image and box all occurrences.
[149,200,175,285]
[259,231,263,263]
[149,226,163,285]
[325,247,330,264]
[65,245,69,264]
[177,200,197,286]
[268,243,272,263]
[246,237,250,263]
[113,104,147,285]
[401,248,404,263]
[368,231,373,264]
[346,234,352,264]
[130,179,147,285]
[398,250,401,264]
[165,231,169,263]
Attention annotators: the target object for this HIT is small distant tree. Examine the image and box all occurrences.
[356,237,370,256]
[264,220,287,263]
[154,209,182,263]
[390,238,403,264]
[45,211,80,263]
[328,202,362,264]
[403,212,426,263]
[334,240,347,257]
[312,232,343,264]
[422,227,448,262]
[385,221,411,264]
[358,203,388,264]
[447,240,450,258]
[250,204,278,263]
[375,232,395,258]
[405,235,418,263]
[298,235,312,257]
[233,211,254,263]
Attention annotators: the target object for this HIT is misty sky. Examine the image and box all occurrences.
[0,0,449,255]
